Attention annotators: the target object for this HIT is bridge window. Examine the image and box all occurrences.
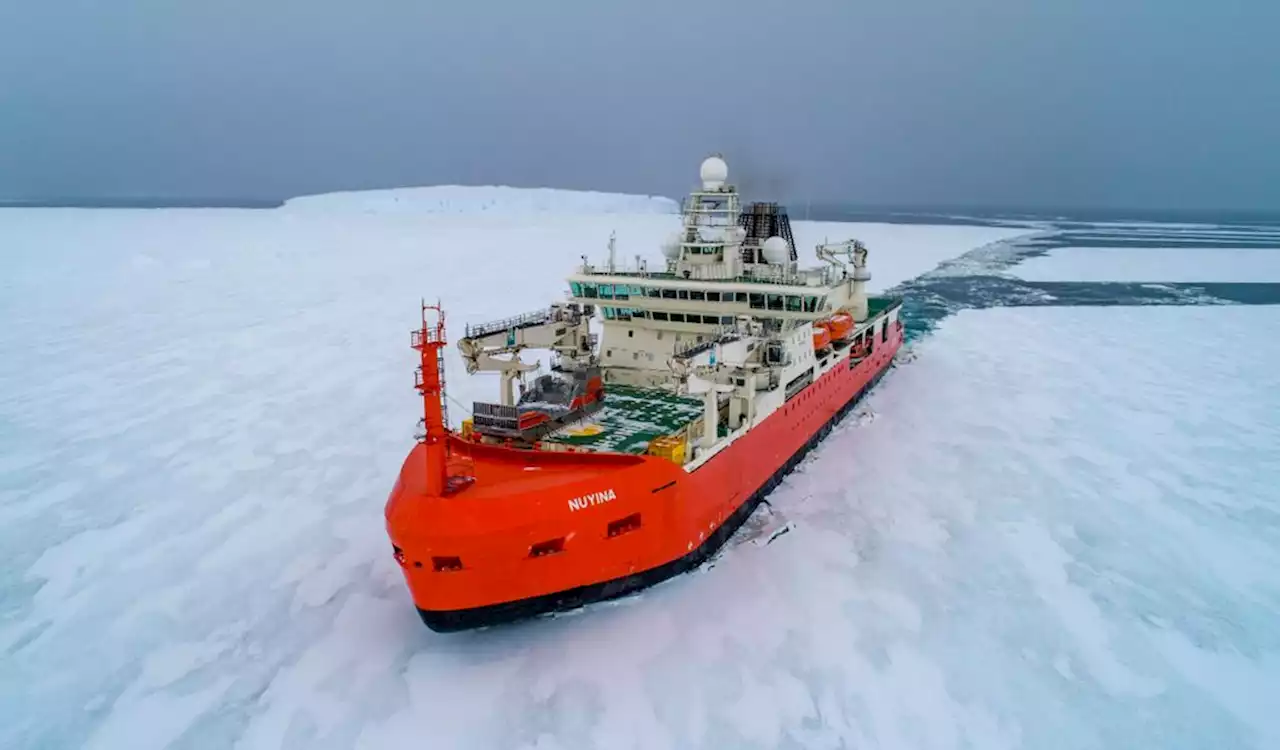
[652,312,669,321]
[570,282,583,296]
[647,287,661,298]
[581,284,599,298]
[767,294,784,311]
[662,289,677,299]
[678,290,689,300]
[786,295,802,312]
[669,313,686,323]
[721,316,734,324]
[599,284,614,299]
[803,296,818,312]
[691,290,705,301]
[749,293,765,309]
[706,291,721,302]
[614,286,629,300]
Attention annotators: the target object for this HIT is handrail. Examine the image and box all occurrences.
[463,309,553,340]
[671,329,741,361]
[576,263,837,288]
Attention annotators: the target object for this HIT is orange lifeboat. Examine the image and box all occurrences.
[812,326,831,351]
[819,312,855,342]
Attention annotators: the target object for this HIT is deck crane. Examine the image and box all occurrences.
[456,302,595,407]
[816,239,871,321]
[667,325,763,442]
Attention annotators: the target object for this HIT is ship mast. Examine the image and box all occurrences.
[412,301,450,496]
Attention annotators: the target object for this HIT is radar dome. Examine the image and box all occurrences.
[762,236,791,264]
[661,232,682,260]
[700,155,729,189]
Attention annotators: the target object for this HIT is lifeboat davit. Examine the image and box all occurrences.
[812,326,831,351]
[820,312,855,342]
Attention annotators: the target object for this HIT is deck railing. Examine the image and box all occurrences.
[464,309,553,340]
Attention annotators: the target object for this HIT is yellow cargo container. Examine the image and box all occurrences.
[646,435,687,465]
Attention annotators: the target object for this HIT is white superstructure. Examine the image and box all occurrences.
[554,156,901,463]
[568,157,883,384]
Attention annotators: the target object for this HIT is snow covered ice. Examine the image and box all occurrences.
[2,192,1278,749]
[1012,246,1280,283]
[281,185,680,216]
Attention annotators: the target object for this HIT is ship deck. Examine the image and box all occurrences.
[542,385,703,455]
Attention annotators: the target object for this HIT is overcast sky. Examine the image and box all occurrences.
[1,0,1277,209]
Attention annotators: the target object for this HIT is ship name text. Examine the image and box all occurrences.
[568,488,617,512]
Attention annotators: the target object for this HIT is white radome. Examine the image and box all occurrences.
[700,156,729,189]
[762,236,790,264]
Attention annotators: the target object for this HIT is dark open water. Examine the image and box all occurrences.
[881,218,1280,342]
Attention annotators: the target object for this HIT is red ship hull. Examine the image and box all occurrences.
[385,317,904,631]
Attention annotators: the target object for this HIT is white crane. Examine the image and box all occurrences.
[456,303,595,406]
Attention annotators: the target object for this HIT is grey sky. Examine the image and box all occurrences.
[2,0,1277,209]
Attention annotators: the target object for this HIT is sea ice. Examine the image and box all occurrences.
[1012,245,1280,282]
[281,185,680,216]
[1,192,1275,749]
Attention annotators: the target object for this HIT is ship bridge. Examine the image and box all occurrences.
[563,156,874,392]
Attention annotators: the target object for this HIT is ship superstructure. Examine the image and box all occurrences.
[386,156,904,631]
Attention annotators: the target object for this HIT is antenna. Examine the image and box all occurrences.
[607,231,617,272]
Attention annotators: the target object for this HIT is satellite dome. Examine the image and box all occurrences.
[761,236,790,264]
[700,155,729,189]
[661,231,682,260]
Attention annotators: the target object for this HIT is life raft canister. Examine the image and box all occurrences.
[820,312,854,341]
[812,327,832,351]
